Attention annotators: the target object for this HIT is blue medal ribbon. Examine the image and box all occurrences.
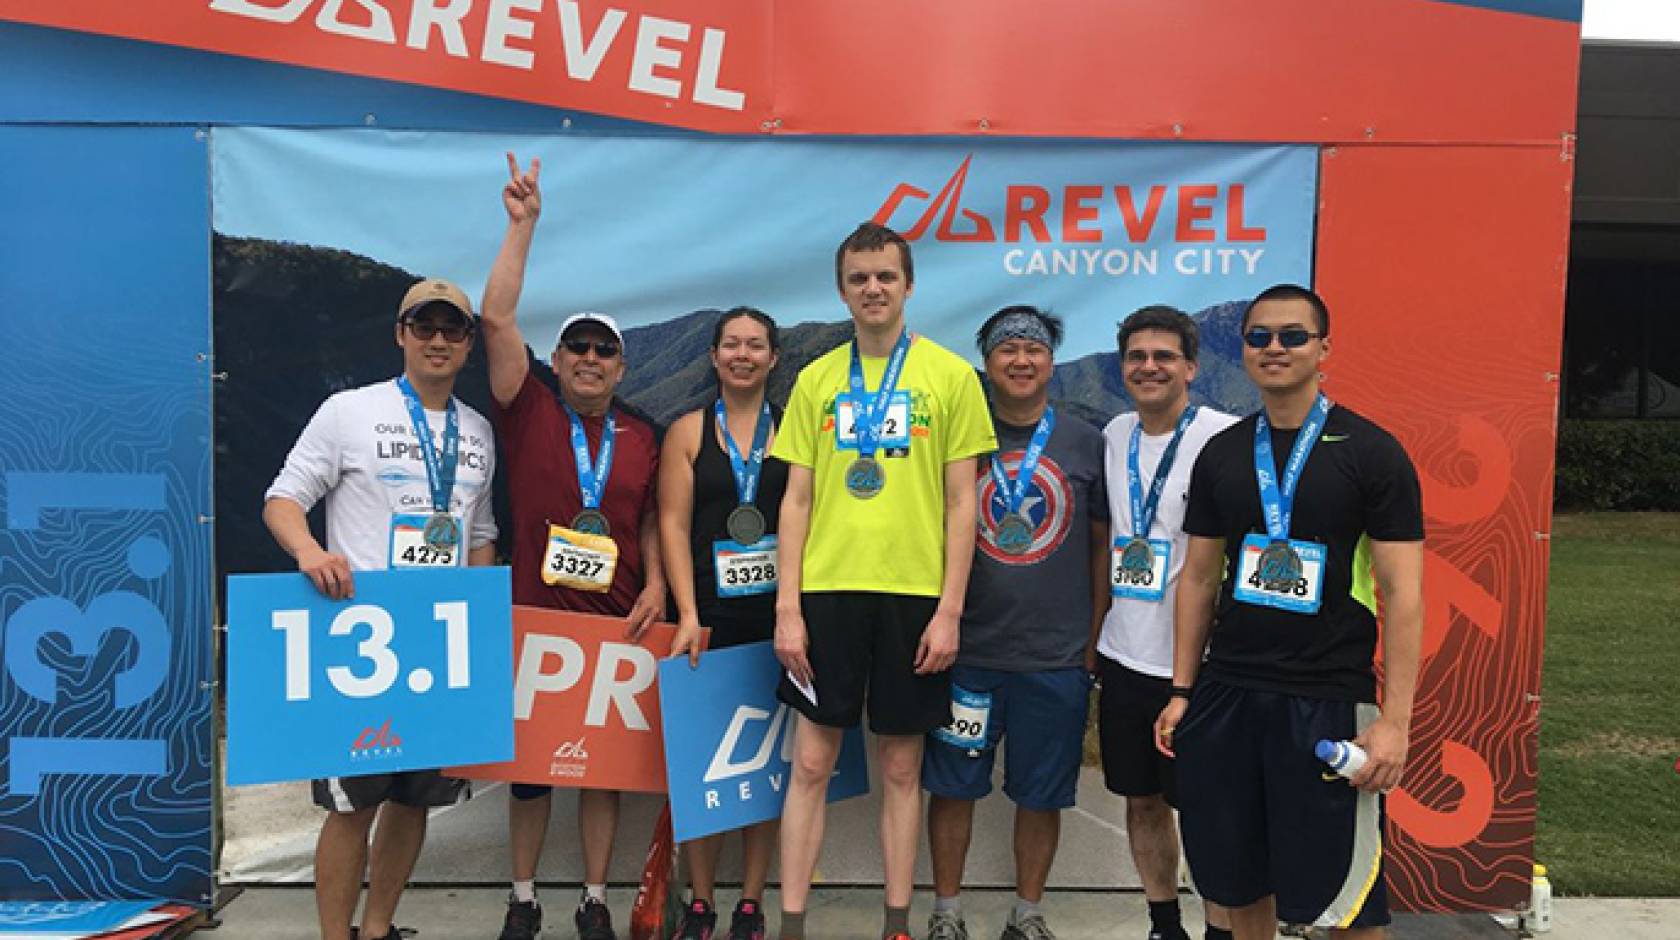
[847,330,912,459]
[1254,394,1332,541]
[987,406,1055,516]
[1127,406,1198,539]
[715,398,773,505]
[395,376,459,514]
[564,403,616,510]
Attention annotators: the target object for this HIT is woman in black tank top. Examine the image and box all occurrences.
[655,307,787,939]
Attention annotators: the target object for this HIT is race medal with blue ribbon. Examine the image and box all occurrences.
[994,514,1033,555]
[716,398,773,546]
[1111,407,1197,600]
[564,403,616,537]
[842,331,911,499]
[1232,394,1331,614]
[423,512,461,551]
[571,509,610,536]
[1257,540,1303,590]
[845,456,885,499]
[393,376,463,568]
[1120,537,1154,572]
[987,407,1055,557]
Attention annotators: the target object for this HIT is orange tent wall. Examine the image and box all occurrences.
[1318,143,1573,909]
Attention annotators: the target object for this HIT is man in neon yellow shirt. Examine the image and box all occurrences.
[772,222,996,940]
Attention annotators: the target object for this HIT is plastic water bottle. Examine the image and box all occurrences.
[1525,863,1552,932]
[1315,739,1368,777]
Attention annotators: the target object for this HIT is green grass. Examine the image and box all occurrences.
[1537,512,1680,896]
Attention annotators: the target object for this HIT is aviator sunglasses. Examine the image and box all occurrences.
[1243,326,1322,349]
[403,315,474,342]
[562,339,622,358]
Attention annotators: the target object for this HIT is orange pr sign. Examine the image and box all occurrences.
[449,606,697,793]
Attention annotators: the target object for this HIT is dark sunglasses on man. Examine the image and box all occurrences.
[562,338,621,358]
[404,314,475,343]
[1242,326,1322,350]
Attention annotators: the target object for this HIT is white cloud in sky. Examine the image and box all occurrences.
[1582,0,1680,42]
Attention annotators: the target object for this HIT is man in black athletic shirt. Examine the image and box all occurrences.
[1155,284,1424,940]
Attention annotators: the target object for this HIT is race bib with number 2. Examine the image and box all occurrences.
[834,391,912,451]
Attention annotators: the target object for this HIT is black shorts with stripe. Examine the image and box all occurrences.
[312,770,468,814]
[1174,679,1389,929]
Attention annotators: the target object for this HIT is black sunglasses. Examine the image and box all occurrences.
[403,317,474,342]
[562,339,622,358]
[1243,326,1322,349]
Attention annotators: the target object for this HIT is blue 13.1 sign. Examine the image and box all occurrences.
[225,567,514,785]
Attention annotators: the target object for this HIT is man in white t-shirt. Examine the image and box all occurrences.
[263,278,499,940]
[1095,306,1235,940]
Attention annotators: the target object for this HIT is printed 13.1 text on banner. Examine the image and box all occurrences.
[225,566,514,785]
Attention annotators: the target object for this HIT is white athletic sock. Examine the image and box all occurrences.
[1011,896,1042,923]
[933,895,961,915]
[583,883,608,904]
[512,880,536,904]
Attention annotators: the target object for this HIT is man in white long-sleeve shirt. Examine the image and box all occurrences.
[262,278,498,940]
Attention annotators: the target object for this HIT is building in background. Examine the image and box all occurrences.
[1565,40,1680,419]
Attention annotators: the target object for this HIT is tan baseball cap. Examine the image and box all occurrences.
[398,278,476,322]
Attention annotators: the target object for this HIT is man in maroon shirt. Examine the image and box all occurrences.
[481,153,667,940]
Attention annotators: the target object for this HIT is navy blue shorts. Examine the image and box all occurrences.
[1174,679,1389,929]
[921,664,1091,811]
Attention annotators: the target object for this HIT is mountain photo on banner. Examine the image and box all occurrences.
[212,235,1259,590]
[211,129,1309,590]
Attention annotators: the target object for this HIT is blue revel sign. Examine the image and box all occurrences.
[0,125,214,903]
[658,642,868,842]
[225,567,514,785]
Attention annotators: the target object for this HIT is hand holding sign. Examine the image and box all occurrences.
[295,543,355,600]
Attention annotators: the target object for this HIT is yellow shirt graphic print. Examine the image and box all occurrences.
[773,337,995,597]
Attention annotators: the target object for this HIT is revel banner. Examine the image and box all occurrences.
[210,129,1317,370]
[225,567,515,785]
[450,608,683,792]
[0,125,213,904]
[658,642,869,843]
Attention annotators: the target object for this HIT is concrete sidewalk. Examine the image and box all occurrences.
[207,887,1678,939]
[222,769,1146,887]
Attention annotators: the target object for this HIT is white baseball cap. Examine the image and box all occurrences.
[554,311,624,350]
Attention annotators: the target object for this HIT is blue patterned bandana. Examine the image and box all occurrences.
[982,311,1055,358]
